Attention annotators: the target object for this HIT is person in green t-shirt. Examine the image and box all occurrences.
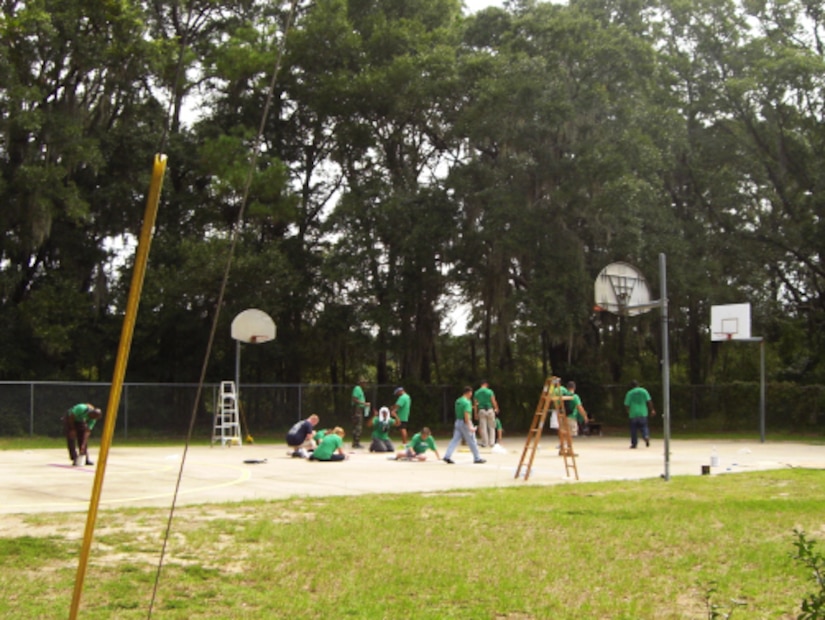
[351,378,370,449]
[391,386,412,445]
[473,380,499,448]
[443,386,485,464]
[624,380,656,449]
[565,381,590,437]
[309,427,348,461]
[368,406,399,452]
[395,427,440,461]
[62,403,102,466]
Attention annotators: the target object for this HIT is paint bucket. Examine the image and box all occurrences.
[701,465,711,475]
[710,454,719,468]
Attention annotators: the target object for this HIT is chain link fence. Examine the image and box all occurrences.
[1,381,823,439]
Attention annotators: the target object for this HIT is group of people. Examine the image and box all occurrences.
[63,379,654,469]
[286,380,509,464]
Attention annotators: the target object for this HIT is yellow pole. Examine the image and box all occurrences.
[69,154,167,620]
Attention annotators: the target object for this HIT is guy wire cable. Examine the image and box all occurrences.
[146,0,301,616]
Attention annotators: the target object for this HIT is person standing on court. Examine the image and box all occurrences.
[473,379,499,448]
[391,386,411,445]
[624,380,656,448]
[565,381,590,436]
[443,386,486,464]
[351,378,370,449]
[63,403,102,466]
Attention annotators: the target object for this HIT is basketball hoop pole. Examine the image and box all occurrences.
[659,253,671,482]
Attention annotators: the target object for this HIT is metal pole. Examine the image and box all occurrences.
[660,253,671,481]
[235,339,241,405]
[69,154,167,619]
[29,383,34,437]
[760,338,766,443]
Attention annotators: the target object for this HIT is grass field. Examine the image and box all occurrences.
[1,466,823,619]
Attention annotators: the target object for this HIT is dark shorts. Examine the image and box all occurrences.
[398,421,409,430]
[286,432,307,447]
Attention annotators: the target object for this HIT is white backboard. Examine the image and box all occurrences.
[710,303,751,341]
[231,309,276,343]
[594,262,653,316]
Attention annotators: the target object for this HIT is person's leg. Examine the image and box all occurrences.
[477,410,488,447]
[77,421,90,459]
[352,409,363,448]
[486,411,496,446]
[629,418,639,448]
[82,428,93,464]
[642,417,650,446]
[481,409,494,447]
[400,422,408,445]
[458,420,483,461]
[443,421,463,460]
[329,453,345,461]
[63,415,78,462]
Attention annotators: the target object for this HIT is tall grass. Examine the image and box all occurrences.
[1,469,822,619]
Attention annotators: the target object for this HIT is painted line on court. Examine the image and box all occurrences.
[6,461,252,511]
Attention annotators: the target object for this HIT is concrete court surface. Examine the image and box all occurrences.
[1,436,823,515]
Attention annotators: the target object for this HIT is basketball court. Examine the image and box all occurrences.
[2,436,822,515]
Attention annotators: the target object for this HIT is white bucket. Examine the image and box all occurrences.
[710,454,720,468]
[74,456,85,467]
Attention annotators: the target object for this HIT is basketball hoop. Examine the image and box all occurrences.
[231,309,276,344]
[593,262,653,316]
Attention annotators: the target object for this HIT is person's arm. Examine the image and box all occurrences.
[464,409,474,431]
[491,394,499,414]
[473,397,479,421]
[577,404,589,423]
[647,400,657,416]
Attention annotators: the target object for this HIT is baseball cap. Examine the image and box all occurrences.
[394,386,404,395]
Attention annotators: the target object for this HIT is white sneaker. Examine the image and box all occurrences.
[298,448,308,458]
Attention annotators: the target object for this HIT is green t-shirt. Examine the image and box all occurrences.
[313,434,343,460]
[474,386,495,410]
[454,395,472,421]
[394,393,411,422]
[495,417,502,431]
[371,416,393,441]
[352,385,369,414]
[69,404,98,430]
[409,432,436,455]
[314,429,327,443]
[567,393,585,423]
[624,386,652,418]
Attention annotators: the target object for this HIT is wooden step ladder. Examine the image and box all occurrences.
[515,376,579,481]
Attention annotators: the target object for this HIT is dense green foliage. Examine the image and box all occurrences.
[2,0,825,392]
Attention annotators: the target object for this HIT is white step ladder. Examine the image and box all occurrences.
[212,381,242,447]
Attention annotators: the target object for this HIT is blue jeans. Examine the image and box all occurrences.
[444,420,482,461]
[629,416,649,447]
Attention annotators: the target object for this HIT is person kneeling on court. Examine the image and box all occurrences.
[309,427,348,462]
[286,414,319,458]
[368,406,399,452]
[395,427,440,461]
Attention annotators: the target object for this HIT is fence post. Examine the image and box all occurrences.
[29,383,34,437]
